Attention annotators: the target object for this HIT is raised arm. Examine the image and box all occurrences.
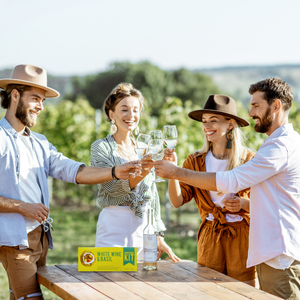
[154,160,217,191]
[75,163,141,184]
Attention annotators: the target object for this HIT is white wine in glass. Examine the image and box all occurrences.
[133,134,151,177]
[163,125,178,150]
[148,139,165,183]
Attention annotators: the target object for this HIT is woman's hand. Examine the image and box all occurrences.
[140,154,154,173]
[222,195,249,212]
[157,236,181,262]
[163,148,177,165]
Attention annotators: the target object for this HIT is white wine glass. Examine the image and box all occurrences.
[149,130,162,174]
[163,125,178,150]
[149,130,163,140]
[133,134,151,177]
[148,139,165,183]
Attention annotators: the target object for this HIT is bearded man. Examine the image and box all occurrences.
[153,77,300,300]
[0,64,139,300]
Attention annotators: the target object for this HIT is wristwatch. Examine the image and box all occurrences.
[156,231,165,238]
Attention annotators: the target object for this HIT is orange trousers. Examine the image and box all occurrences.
[197,219,256,282]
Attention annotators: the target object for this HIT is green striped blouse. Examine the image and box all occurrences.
[90,135,166,232]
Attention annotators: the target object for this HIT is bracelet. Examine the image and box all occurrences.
[111,166,119,180]
[156,231,165,238]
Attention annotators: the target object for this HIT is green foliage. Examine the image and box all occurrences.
[157,97,204,166]
[34,98,98,205]
[69,61,220,116]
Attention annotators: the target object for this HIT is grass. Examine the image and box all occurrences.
[0,201,199,300]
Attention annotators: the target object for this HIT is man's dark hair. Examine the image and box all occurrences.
[249,77,293,111]
[0,84,32,109]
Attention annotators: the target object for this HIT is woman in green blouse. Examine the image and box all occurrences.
[91,83,179,262]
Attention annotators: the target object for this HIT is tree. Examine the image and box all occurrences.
[69,61,220,116]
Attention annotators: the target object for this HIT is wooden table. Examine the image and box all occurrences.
[37,261,281,300]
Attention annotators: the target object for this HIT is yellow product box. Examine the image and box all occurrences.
[78,247,137,272]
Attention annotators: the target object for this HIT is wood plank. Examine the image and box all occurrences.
[98,267,177,300]
[57,265,143,300]
[158,261,249,300]
[127,261,221,300]
[177,261,282,300]
[37,265,109,300]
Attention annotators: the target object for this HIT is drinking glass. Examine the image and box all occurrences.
[149,130,162,174]
[148,139,165,183]
[163,125,178,150]
[133,134,151,177]
[149,130,163,140]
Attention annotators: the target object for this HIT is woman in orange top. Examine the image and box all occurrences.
[164,95,256,286]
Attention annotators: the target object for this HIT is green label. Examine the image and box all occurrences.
[123,247,135,266]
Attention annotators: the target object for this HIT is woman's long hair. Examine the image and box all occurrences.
[200,120,248,171]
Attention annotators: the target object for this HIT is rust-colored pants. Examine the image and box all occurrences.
[197,219,255,282]
[0,226,48,300]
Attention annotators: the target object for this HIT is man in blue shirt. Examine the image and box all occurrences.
[0,64,139,300]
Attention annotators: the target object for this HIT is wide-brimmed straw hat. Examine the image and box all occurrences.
[188,94,249,127]
[0,64,59,98]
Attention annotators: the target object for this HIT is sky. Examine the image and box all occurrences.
[1,0,300,76]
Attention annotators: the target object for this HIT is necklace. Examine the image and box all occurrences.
[117,144,135,159]
[212,152,228,160]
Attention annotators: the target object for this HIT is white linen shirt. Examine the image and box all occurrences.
[216,124,300,268]
[0,117,84,249]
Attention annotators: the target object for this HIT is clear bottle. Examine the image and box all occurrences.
[143,207,157,270]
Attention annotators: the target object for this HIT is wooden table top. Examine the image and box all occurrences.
[37,260,281,300]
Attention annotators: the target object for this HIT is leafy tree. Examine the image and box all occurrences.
[34,98,98,205]
[68,61,220,116]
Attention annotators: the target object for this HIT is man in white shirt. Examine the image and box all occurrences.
[154,77,300,300]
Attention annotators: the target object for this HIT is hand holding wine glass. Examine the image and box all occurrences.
[148,138,165,183]
[131,134,150,177]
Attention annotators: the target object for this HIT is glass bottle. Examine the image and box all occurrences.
[143,207,157,270]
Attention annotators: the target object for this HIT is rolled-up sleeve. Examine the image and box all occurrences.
[217,141,288,194]
[48,142,85,184]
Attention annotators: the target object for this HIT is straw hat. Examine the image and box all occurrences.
[188,94,249,127]
[0,64,59,98]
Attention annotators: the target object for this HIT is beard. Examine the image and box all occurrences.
[15,98,36,127]
[253,106,273,133]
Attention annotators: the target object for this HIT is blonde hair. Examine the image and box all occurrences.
[200,120,248,171]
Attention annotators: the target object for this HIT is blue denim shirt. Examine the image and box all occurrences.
[0,117,84,249]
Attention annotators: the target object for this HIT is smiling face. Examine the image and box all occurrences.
[15,87,45,127]
[249,91,273,134]
[202,113,233,144]
[109,96,140,134]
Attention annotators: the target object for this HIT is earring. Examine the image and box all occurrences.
[226,128,234,149]
[110,120,117,134]
[134,125,139,136]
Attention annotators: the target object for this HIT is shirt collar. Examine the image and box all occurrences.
[0,117,31,137]
[265,123,293,142]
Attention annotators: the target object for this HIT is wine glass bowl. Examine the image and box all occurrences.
[132,134,151,177]
[163,125,178,150]
[148,138,165,183]
[135,134,151,160]
[149,130,163,140]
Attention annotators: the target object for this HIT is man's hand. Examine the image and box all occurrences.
[115,162,141,179]
[153,160,179,179]
[157,236,181,262]
[19,202,49,223]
